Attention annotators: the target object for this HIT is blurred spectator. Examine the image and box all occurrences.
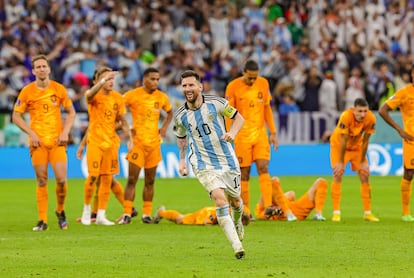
[319,71,338,114]
[0,77,17,111]
[344,66,365,109]
[300,65,322,112]
[278,93,300,115]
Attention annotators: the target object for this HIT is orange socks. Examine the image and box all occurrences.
[259,173,272,208]
[159,210,181,222]
[400,179,412,215]
[123,200,134,215]
[331,181,341,211]
[360,183,371,212]
[83,176,96,205]
[143,201,152,216]
[36,185,48,222]
[314,179,328,213]
[56,183,67,213]
[97,175,111,210]
[240,180,250,214]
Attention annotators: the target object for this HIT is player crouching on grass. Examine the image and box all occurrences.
[254,176,328,221]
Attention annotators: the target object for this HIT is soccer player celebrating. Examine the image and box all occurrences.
[379,65,414,222]
[330,98,379,222]
[174,70,246,259]
[13,54,76,231]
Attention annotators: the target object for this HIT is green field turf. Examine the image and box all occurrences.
[0,176,413,278]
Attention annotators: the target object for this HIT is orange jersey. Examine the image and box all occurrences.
[385,84,414,138]
[123,87,172,146]
[330,108,376,151]
[14,80,73,147]
[87,90,126,149]
[225,76,272,143]
[182,207,217,225]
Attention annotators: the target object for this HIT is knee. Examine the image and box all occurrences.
[404,169,414,180]
[127,176,138,187]
[256,164,269,174]
[36,175,48,186]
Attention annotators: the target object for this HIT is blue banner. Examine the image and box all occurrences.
[0,143,404,179]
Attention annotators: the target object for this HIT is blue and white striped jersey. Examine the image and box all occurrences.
[174,95,240,173]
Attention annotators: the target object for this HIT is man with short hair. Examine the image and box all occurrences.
[13,54,76,231]
[330,98,379,222]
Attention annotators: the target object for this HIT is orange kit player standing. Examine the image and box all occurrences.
[254,177,327,221]
[12,54,76,231]
[118,67,173,224]
[330,98,379,222]
[379,65,414,222]
[153,206,218,225]
[80,66,131,226]
[225,59,278,221]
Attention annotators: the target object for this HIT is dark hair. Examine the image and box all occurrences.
[243,60,259,71]
[143,67,159,76]
[180,70,200,82]
[354,98,368,107]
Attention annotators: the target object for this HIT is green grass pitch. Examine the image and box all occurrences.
[0,176,413,278]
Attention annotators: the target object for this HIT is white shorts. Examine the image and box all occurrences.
[196,169,241,198]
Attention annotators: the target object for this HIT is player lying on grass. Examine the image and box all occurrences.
[152,206,250,225]
[254,176,327,221]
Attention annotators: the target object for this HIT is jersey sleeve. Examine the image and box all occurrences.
[385,86,405,110]
[222,102,238,119]
[336,110,352,135]
[365,111,376,134]
[173,115,187,138]
[13,87,28,113]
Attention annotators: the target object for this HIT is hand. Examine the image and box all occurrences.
[358,161,370,180]
[56,132,69,146]
[221,132,234,142]
[179,160,188,176]
[76,145,84,160]
[269,133,278,151]
[333,162,344,178]
[29,132,41,147]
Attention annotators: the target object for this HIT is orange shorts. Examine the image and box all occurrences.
[402,141,414,169]
[330,146,367,172]
[234,139,270,167]
[30,145,67,166]
[289,194,314,220]
[126,142,161,169]
[254,193,314,221]
[86,144,119,176]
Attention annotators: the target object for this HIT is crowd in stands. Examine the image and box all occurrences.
[1,0,414,117]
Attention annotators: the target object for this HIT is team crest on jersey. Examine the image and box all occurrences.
[154,102,160,112]
[51,95,57,106]
[113,103,118,111]
[257,91,263,103]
